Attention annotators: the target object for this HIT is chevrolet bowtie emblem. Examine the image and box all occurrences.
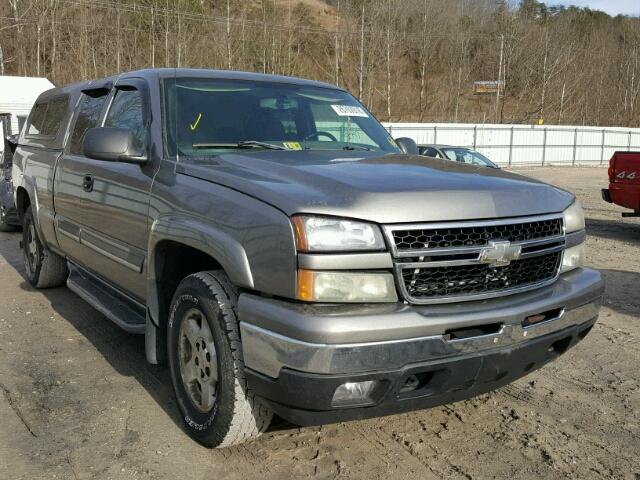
[478,240,522,267]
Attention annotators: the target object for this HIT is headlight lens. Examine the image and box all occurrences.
[292,215,385,252]
[297,270,397,302]
[561,201,586,273]
[561,243,585,273]
[563,201,585,233]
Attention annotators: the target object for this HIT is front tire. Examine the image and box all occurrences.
[22,206,68,288]
[167,271,273,448]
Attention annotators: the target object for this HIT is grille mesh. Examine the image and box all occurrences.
[393,218,562,251]
[401,251,562,300]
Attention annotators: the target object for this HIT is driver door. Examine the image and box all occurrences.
[75,78,158,301]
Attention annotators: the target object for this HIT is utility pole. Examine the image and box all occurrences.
[151,5,155,68]
[358,4,364,99]
[334,0,340,86]
[227,0,232,69]
[495,34,504,122]
[36,23,41,76]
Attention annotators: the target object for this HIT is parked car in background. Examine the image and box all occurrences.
[602,151,640,217]
[12,68,602,448]
[418,144,499,168]
[0,113,19,231]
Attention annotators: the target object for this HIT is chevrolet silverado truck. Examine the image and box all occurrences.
[602,151,640,217]
[12,69,604,448]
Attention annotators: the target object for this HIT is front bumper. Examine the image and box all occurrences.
[239,267,603,425]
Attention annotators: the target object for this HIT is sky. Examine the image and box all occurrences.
[540,0,640,16]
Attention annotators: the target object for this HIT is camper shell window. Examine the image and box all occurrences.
[26,95,69,138]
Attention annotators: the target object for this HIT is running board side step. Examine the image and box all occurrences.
[67,263,146,334]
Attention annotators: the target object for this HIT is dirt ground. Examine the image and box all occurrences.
[0,167,638,480]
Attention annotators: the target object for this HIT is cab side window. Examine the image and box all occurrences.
[69,92,109,154]
[104,88,147,149]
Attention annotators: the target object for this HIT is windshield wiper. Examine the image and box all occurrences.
[192,141,286,151]
[342,145,372,151]
[237,140,287,150]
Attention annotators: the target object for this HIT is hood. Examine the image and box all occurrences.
[176,151,574,224]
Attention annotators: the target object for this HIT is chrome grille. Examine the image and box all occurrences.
[384,215,565,304]
[392,218,563,252]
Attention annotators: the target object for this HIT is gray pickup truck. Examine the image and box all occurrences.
[11,68,603,448]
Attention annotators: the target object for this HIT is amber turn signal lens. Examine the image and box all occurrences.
[291,216,309,252]
[297,269,314,301]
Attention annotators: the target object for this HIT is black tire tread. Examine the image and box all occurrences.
[0,221,17,232]
[35,243,68,288]
[23,206,67,288]
[186,271,272,447]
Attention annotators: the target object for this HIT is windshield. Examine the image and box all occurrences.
[441,148,497,168]
[163,77,401,159]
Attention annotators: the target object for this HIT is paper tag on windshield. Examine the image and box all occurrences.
[283,141,302,150]
[331,105,369,117]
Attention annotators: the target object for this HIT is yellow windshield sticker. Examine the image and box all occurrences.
[189,113,202,131]
[283,141,302,150]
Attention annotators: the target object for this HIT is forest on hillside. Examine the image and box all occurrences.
[1,0,639,126]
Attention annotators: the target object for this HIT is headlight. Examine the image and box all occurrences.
[292,215,385,252]
[561,243,585,273]
[563,200,585,233]
[561,201,586,273]
[297,270,397,303]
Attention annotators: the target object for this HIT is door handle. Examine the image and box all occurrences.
[82,174,94,192]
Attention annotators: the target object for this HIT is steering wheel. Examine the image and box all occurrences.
[303,131,338,142]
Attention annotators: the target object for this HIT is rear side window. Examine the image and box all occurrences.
[69,92,109,154]
[420,147,440,158]
[26,96,68,137]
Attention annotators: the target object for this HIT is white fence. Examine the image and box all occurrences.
[383,123,640,166]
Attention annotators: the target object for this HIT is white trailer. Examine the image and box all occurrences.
[0,75,55,135]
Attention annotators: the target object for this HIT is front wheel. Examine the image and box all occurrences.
[167,271,273,448]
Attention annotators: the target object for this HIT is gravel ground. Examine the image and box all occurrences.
[0,167,638,480]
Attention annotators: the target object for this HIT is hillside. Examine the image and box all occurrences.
[0,0,638,126]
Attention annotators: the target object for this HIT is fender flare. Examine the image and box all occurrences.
[146,214,254,326]
[15,177,45,240]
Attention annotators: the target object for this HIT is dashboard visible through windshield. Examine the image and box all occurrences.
[163,77,401,159]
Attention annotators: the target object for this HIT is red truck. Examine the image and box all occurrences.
[602,151,640,217]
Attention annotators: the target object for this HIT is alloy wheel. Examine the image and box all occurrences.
[178,308,219,413]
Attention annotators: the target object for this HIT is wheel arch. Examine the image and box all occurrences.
[15,185,31,221]
[145,216,254,364]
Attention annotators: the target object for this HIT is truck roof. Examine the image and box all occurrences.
[37,68,342,99]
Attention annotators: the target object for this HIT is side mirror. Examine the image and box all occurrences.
[83,127,147,163]
[395,137,419,155]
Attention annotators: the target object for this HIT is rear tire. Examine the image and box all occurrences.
[167,271,273,448]
[0,220,16,232]
[22,206,68,288]
[0,208,17,232]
